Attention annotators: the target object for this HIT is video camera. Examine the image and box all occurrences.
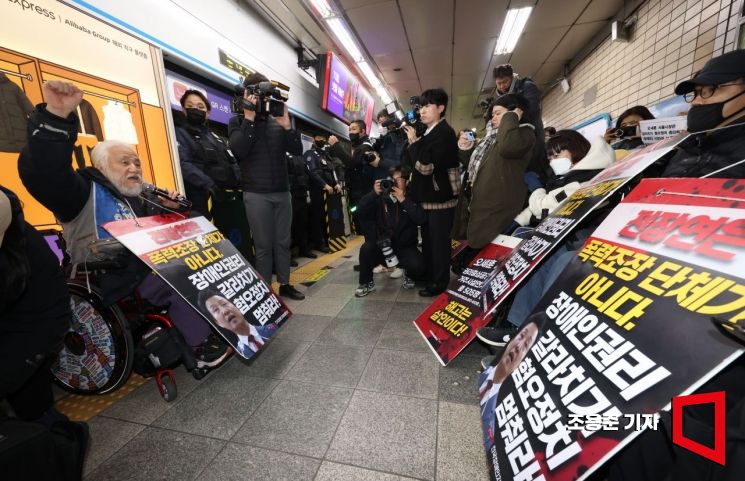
[232,80,288,118]
[380,96,423,132]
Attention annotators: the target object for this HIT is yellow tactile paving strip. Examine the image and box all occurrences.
[55,375,148,422]
[54,236,362,421]
[271,235,363,291]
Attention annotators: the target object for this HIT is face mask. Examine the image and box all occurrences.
[349,133,360,142]
[549,157,572,176]
[314,140,326,148]
[687,88,745,133]
[185,108,207,126]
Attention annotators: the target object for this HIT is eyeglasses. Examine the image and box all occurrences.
[684,82,743,102]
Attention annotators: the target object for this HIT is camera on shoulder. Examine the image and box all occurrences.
[232,80,289,118]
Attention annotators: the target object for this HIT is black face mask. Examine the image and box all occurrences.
[349,133,360,143]
[314,140,326,148]
[185,108,207,126]
[687,88,745,133]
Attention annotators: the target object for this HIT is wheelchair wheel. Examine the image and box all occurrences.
[51,281,134,395]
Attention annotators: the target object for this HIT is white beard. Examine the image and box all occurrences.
[118,182,143,197]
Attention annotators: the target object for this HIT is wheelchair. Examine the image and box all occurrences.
[46,234,211,402]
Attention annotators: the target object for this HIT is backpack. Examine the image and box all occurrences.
[0,417,89,480]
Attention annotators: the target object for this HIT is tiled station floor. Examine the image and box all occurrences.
[77,242,493,481]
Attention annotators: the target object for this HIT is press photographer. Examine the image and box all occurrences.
[328,120,379,233]
[354,165,425,297]
[228,72,305,300]
[403,88,460,297]
[372,109,406,174]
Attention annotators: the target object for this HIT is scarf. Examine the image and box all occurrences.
[467,121,498,185]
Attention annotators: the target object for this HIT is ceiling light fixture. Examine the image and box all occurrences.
[377,88,392,104]
[494,6,533,55]
[309,0,334,18]
[357,61,382,89]
[326,17,364,62]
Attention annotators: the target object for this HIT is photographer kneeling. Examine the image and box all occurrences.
[354,165,425,297]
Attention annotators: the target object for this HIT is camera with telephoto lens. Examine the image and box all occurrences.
[377,237,399,268]
[232,80,288,117]
[613,125,639,139]
[379,177,395,196]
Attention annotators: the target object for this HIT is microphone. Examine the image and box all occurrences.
[141,182,192,209]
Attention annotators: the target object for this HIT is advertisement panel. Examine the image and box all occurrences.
[0,0,179,228]
[479,178,745,480]
[164,69,233,125]
[321,52,374,130]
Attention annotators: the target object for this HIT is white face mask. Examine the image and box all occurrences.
[549,157,572,176]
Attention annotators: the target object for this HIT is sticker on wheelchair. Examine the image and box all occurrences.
[103,214,291,360]
[52,292,124,394]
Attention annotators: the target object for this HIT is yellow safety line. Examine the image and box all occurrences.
[55,374,149,422]
[273,235,362,289]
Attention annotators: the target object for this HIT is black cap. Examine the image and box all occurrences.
[675,50,745,95]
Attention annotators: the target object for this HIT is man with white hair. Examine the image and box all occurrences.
[18,80,229,368]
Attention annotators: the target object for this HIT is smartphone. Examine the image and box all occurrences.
[465,131,476,142]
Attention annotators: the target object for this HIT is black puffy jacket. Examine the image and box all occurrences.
[228,115,302,193]
[661,120,745,179]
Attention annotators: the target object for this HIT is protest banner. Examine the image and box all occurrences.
[416,134,687,365]
[415,236,521,365]
[479,177,745,481]
[103,214,290,360]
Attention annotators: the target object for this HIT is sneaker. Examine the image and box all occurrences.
[389,267,404,279]
[476,326,518,347]
[402,276,415,289]
[195,333,233,368]
[355,282,375,297]
[373,265,389,274]
[279,284,305,300]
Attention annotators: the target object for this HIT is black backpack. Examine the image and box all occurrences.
[0,417,89,480]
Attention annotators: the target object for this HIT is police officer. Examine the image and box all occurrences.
[304,132,341,253]
[176,89,241,218]
[329,120,378,234]
[286,152,316,260]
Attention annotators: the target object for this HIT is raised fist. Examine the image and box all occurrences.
[43,81,83,119]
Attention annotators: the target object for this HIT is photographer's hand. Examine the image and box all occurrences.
[43,81,83,118]
[276,103,292,130]
[243,93,258,122]
[373,180,383,195]
[403,125,419,144]
[603,127,617,144]
[392,186,406,203]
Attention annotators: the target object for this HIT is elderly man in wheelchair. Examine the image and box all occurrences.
[18,81,231,394]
